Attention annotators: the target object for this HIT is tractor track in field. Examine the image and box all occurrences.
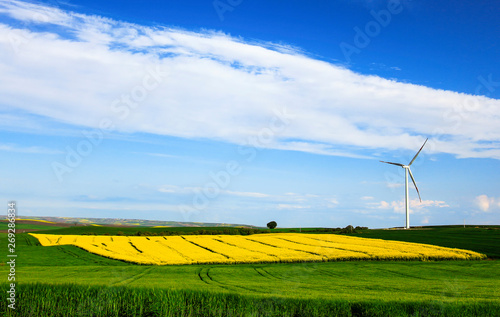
[423,265,480,277]
[24,235,34,246]
[195,267,264,294]
[253,267,271,279]
[112,266,155,286]
[196,268,231,291]
[258,267,284,280]
[206,268,215,282]
[196,268,210,284]
[57,246,115,265]
[54,271,82,279]
[317,268,344,278]
[372,266,433,280]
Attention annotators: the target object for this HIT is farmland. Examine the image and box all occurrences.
[31,232,485,265]
[1,226,499,316]
[350,226,500,259]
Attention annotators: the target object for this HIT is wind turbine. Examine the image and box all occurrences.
[380,138,428,229]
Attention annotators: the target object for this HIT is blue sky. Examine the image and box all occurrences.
[0,0,499,228]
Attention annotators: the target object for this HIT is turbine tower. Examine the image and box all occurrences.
[380,138,428,229]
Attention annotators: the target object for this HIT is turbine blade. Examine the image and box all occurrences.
[409,138,428,166]
[408,168,422,202]
[380,161,404,167]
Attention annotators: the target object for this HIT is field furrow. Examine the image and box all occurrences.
[184,235,276,263]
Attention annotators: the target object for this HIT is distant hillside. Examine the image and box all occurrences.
[14,216,261,228]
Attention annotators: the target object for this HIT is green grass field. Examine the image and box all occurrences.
[0,222,65,232]
[351,226,500,258]
[1,226,499,316]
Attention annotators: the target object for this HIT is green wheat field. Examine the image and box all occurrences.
[1,221,499,316]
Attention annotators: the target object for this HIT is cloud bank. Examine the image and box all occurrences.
[1,0,500,159]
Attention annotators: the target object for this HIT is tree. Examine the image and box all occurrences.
[267,221,277,230]
[340,225,354,234]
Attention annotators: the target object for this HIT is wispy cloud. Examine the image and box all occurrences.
[1,0,499,159]
[386,182,404,189]
[0,143,63,154]
[19,198,188,212]
[367,199,449,214]
[158,185,269,198]
[277,204,312,210]
[157,184,338,210]
[135,152,183,159]
[224,190,270,198]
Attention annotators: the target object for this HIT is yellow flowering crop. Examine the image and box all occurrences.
[18,218,55,223]
[30,233,486,265]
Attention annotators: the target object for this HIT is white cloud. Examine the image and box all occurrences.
[366,200,389,209]
[327,198,339,205]
[0,0,72,25]
[475,195,491,212]
[0,143,63,154]
[158,185,183,194]
[361,196,374,200]
[386,183,404,189]
[367,199,449,214]
[474,195,500,213]
[224,190,270,198]
[139,152,182,159]
[157,184,338,210]
[158,185,270,198]
[1,1,500,159]
[279,193,338,207]
[277,204,311,210]
[18,198,189,212]
[380,201,391,209]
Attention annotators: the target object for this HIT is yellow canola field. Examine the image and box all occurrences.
[18,218,55,223]
[30,233,486,265]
